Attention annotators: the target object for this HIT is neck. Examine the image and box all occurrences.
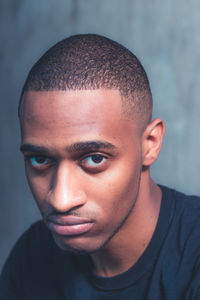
[90,173,162,277]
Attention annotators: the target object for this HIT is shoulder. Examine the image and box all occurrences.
[7,220,54,259]
[0,220,55,275]
[0,220,75,297]
[160,185,200,238]
[154,186,200,297]
[161,185,200,216]
[24,220,53,250]
[161,185,200,240]
[161,185,200,263]
[159,186,200,273]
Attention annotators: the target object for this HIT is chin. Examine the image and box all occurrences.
[52,234,106,255]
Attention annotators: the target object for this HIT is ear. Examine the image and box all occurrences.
[142,118,165,167]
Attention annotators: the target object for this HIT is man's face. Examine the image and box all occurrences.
[20,89,144,253]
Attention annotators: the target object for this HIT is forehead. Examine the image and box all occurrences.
[20,90,139,147]
[21,90,122,124]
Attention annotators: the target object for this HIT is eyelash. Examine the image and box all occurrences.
[25,153,109,173]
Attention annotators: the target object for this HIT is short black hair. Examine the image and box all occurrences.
[19,34,152,128]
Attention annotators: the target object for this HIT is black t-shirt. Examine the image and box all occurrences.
[1,186,200,299]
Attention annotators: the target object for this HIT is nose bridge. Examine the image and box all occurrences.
[48,161,85,212]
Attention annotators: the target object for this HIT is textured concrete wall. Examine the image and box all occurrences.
[1,0,200,270]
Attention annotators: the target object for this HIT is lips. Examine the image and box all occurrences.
[46,215,94,236]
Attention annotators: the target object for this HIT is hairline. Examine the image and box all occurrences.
[19,87,152,136]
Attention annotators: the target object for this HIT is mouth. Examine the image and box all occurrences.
[46,215,94,236]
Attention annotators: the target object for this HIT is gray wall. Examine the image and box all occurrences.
[1,0,200,271]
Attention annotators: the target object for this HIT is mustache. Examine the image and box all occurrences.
[42,208,97,220]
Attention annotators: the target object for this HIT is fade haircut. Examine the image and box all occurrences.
[19,34,153,128]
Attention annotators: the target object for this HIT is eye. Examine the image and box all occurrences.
[80,154,108,173]
[26,155,53,169]
[84,154,105,166]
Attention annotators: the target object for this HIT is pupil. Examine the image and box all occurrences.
[36,156,46,163]
[92,155,103,163]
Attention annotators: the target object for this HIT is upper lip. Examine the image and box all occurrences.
[46,215,93,226]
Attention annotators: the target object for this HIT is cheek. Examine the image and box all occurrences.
[25,166,50,210]
[86,156,142,223]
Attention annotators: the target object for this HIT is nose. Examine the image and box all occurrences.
[47,161,86,213]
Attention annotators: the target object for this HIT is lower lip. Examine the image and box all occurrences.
[47,221,94,236]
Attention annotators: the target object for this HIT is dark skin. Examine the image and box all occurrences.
[20,89,165,277]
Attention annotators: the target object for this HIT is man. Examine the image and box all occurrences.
[0,34,200,300]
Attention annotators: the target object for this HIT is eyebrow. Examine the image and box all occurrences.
[20,140,116,154]
[67,141,115,153]
[20,144,48,153]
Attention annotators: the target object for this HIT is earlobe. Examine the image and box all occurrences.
[142,118,165,167]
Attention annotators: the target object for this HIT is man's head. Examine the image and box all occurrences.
[19,34,152,130]
[19,34,164,254]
